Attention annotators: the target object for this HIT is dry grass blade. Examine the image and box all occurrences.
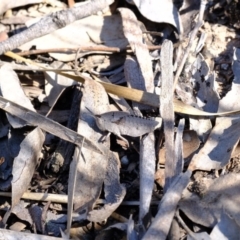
[5,51,240,116]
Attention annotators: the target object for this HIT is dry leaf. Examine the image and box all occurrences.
[132,0,183,35]
[0,64,36,128]
[179,173,240,228]
[119,8,154,93]
[210,209,240,239]
[12,127,44,208]
[44,61,75,106]
[143,171,191,240]
[159,130,200,165]
[124,56,151,111]
[189,116,240,171]
[87,152,126,222]
[0,0,42,15]
[0,228,63,240]
[73,79,110,212]
[12,201,32,225]
[139,132,155,222]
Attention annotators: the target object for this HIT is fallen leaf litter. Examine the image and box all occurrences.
[0,0,239,239]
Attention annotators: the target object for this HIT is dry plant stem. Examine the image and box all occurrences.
[17,46,120,56]
[0,0,113,55]
[16,44,166,57]
[0,191,161,205]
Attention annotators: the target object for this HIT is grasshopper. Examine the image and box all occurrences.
[94,111,162,146]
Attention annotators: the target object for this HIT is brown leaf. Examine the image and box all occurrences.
[188,117,240,171]
[73,79,110,212]
[12,127,44,208]
[119,8,154,94]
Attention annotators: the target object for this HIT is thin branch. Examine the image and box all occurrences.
[0,0,113,55]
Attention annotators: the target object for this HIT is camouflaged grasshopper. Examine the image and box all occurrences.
[94,111,162,146]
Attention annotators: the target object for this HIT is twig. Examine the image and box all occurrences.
[0,0,113,55]
[17,46,120,56]
[0,191,162,205]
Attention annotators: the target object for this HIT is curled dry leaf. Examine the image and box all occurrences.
[191,54,219,113]
[189,54,218,141]
[189,116,240,171]
[12,127,44,208]
[189,48,240,171]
